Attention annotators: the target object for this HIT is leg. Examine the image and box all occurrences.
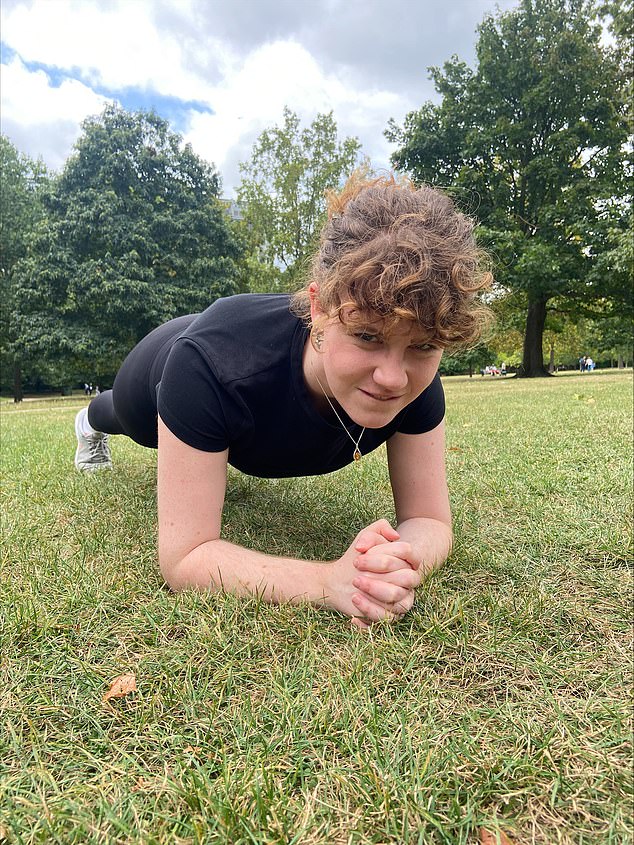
[74,314,197,470]
[87,389,126,435]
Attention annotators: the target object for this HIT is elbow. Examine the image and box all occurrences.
[158,539,222,593]
[158,547,190,592]
[159,555,183,592]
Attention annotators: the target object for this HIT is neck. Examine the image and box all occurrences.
[302,336,332,415]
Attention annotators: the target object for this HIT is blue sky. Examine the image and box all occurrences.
[1,41,213,133]
[1,0,520,196]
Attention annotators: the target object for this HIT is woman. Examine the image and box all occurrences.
[74,174,491,628]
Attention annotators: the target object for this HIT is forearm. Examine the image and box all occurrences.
[160,538,331,607]
[395,517,453,575]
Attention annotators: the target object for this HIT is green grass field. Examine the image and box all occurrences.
[1,371,632,845]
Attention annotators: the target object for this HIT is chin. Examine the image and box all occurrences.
[348,405,404,429]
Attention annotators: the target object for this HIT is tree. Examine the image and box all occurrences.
[439,343,495,377]
[237,107,362,290]
[10,105,243,393]
[0,135,48,400]
[387,0,630,376]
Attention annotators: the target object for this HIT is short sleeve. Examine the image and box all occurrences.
[157,337,250,452]
[396,372,445,434]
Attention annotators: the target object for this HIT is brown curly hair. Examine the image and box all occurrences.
[291,173,492,349]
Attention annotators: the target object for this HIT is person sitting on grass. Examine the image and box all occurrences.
[74,174,491,628]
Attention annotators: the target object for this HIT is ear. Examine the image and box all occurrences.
[308,282,323,324]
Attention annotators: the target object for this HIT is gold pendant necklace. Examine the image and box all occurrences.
[313,370,365,462]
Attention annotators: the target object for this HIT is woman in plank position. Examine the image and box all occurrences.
[75,174,490,627]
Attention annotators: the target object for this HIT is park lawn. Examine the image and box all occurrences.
[1,371,632,845]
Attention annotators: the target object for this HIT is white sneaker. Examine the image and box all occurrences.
[74,409,112,471]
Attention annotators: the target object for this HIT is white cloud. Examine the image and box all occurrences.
[184,40,409,194]
[1,0,220,100]
[2,54,106,125]
[0,0,521,190]
[0,53,108,168]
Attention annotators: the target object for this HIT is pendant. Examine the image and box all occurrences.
[353,448,362,461]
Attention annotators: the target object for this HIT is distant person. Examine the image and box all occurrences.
[95,385,101,396]
[84,382,90,396]
[72,174,491,627]
[500,362,507,376]
[579,356,585,372]
[586,357,595,372]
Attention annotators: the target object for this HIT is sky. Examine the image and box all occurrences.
[1,0,521,198]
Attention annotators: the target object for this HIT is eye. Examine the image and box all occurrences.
[411,343,436,353]
[355,332,381,344]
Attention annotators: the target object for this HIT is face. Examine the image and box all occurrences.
[305,294,443,429]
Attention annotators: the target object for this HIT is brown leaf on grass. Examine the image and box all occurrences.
[103,672,137,702]
[480,829,515,845]
[448,446,463,452]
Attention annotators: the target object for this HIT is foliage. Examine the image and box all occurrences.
[600,0,633,131]
[387,0,630,376]
[0,136,48,274]
[9,105,243,390]
[0,136,49,399]
[237,107,362,291]
[439,343,494,376]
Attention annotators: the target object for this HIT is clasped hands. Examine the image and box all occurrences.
[328,518,423,628]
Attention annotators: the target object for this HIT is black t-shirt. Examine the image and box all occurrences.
[157,294,445,478]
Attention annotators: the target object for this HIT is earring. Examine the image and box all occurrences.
[312,330,324,350]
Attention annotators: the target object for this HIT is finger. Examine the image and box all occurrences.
[379,568,423,590]
[356,587,415,618]
[351,592,398,623]
[359,567,422,590]
[391,591,415,616]
[353,530,389,555]
[355,556,407,574]
[354,542,417,572]
[353,576,413,606]
[350,616,370,630]
[354,567,419,592]
[354,520,399,553]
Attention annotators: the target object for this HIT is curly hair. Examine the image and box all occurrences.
[291,173,492,349]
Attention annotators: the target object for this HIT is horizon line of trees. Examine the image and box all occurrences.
[1,0,631,399]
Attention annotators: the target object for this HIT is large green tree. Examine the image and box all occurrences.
[237,107,362,291]
[387,0,630,376]
[0,136,48,400]
[10,105,243,393]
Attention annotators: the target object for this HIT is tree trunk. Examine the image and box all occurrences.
[618,353,624,369]
[548,340,555,373]
[13,359,23,403]
[519,297,550,377]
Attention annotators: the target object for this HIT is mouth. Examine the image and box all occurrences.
[359,389,404,402]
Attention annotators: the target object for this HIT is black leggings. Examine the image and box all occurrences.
[88,314,197,448]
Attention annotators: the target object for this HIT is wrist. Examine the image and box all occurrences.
[308,560,336,610]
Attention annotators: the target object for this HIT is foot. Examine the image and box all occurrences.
[74,409,112,471]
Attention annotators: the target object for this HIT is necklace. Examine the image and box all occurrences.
[313,370,365,461]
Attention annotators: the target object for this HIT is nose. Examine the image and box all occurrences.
[372,351,408,393]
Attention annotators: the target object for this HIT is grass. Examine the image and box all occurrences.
[1,370,632,845]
